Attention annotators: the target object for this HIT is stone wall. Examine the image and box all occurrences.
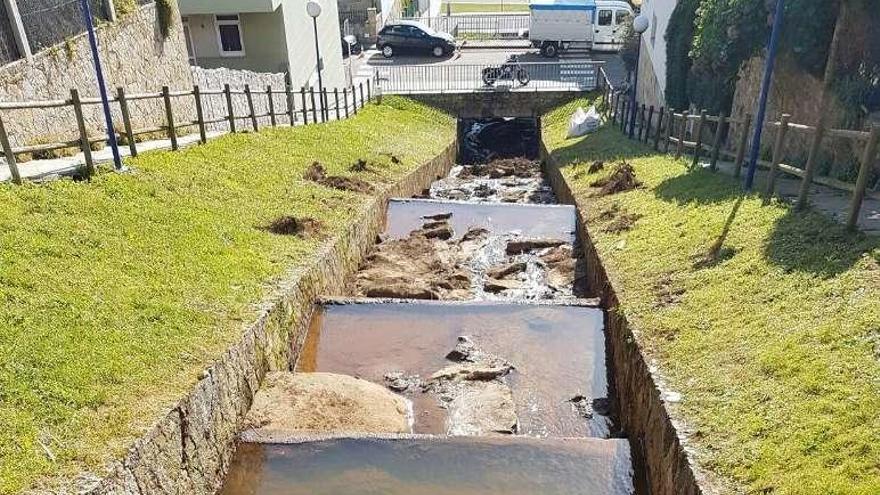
[542,145,713,495]
[80,141,458,495]
[190,66,290,132]
[0,2,192,148]
[730,55,866,179]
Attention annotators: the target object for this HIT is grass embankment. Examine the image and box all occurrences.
[442,2,529,13]
[0,97,454,494]
[543,98,880,494]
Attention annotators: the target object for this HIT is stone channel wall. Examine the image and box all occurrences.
[541,145,707,495]
[85,142,458,495]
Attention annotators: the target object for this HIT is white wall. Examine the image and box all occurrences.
[280,0,346,90]
[637,0,676,106]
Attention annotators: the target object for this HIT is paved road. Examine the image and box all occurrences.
[351,47,626,92]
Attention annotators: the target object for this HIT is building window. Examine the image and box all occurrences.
[182,18,197,65]
[651,13,657,46]
[215,14,245,57]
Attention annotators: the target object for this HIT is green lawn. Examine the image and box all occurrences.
[0,97,454,494]
[543,98,880,494]
[441,2,529,13]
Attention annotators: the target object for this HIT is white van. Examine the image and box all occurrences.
[528,0,634,57]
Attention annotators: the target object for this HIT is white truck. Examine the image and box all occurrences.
[528,0,634,57]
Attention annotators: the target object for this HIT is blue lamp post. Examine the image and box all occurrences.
[79,0,122,170]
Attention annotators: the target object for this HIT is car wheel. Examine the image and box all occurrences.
[382,45,394,58]
[432,45,445,57]
[541,42,559,58]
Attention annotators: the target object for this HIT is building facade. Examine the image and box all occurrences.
[179,0,346,90]
[635,0,675,109]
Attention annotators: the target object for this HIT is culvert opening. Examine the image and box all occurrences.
[458,117,540,165]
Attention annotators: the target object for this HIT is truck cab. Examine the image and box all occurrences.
[528,0,634,57]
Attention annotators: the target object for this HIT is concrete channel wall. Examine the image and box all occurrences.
[86,142,458,495]
[541,144,706,495]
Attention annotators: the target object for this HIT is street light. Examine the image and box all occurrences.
[307,1,327,120]
[628,14,649,140]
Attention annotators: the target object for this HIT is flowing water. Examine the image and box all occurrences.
[219,119,639,494]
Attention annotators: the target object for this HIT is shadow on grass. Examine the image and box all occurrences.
[765,208,880,278]
[547,127,658,169]
[654,167,746,205]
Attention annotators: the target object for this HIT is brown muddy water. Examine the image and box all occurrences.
[220,436,634,495]
[298,301,613,438]
[219,120,644,494]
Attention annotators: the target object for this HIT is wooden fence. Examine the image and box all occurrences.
[0,80,374,185]
[597,69,880,230]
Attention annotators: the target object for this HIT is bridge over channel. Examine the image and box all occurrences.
[374,61,607,118]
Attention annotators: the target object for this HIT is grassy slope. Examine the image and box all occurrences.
[0,97,454,493]
[544,98,880,494]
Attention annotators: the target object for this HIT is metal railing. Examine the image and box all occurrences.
[396,14,529,41]
[376,61,600,93]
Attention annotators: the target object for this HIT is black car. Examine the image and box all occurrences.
[377,21,456,58]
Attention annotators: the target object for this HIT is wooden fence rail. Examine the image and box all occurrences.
[0,80,374,185]
[598,70,880,231]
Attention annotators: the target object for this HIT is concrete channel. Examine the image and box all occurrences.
[210,117,654,495]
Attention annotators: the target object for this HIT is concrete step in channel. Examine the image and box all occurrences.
[219,151,637,493]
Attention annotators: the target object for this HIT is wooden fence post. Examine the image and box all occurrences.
[611,93,618,125]
[310,88,318,123]
[691,109,707,168]
[267,85,277,127]
[710,111,727,171]
[344,89,350,118]
[367,79,372,101]
[654,107,664,150]
[245,84,258,131]
[224,84,236,133]
[620,99,627,132]
[846,125,880,230]
[321,89,328,123]
[676,111,688,159]
[645,105,654,143]
[286,85,295,126]
[359,82,365,109]
[734,113,752,177]
[664,111,674,152]
[162,86,178,151]
[638,104,647,141]
[764,114,791,203]
[70,89,95,177]
[193,85,207,145]
[0,113,21,184]
[117,86,137,157]
[300,87,308,125]
[334,88,340,120]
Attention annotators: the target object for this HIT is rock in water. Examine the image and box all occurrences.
[447,381,518,435]
[244,372,412,436]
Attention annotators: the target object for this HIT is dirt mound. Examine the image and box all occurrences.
[356,221,471,300]
[244,372,412,436]
[590,163,641,196]
[460,158,541,179]
[264,215,324,238]
[587,160,605,174]
[304,161,375,194]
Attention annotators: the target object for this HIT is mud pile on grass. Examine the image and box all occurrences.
[304,161,375,194]
[590,162,641,196]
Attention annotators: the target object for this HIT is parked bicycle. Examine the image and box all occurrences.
[482,55,530,87]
